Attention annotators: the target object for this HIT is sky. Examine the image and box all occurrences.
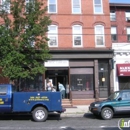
[109,0,130,3]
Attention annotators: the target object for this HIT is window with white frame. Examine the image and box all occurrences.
[125,11,130,21]
[94,0,103,14]
[72,0,81,14]
[48,25,58,47]
[95,25,105,46]
[48,0,57,13]
[111,27,117,41]
[127,27,130,41]
[0,0,10,13]
[110,10,116,21]
[72,25,82,47]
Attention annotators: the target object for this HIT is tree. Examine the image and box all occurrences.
[0,0,51,82]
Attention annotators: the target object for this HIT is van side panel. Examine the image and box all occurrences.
[13,92,61,112]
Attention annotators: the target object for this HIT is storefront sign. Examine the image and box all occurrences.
[117,64,130,76]
[44,60,69,67]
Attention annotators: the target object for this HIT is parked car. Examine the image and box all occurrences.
[89,90,130,120]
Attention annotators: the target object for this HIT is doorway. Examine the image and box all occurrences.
[45,68,69,98]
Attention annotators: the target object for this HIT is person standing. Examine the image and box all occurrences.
[46,81,53,91]
[58,82,65,99]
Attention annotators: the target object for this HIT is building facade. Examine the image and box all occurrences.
[44,0,113,105]
[110,2,130,91]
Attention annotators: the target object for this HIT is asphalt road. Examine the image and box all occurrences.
[0,113,130,130]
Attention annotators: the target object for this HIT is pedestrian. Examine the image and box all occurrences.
[58,82,65,99]
[46,81,53,91]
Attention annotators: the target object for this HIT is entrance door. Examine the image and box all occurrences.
[45,69,69,98]
[98,61,110,98]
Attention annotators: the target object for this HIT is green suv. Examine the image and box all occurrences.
[89,90,130,120]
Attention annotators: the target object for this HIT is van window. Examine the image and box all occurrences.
[0,85,7,95]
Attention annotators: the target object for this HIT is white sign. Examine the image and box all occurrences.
[44,60,69,67]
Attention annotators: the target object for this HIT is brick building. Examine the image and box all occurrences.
[110,1,130,92]
[44,0,113,105]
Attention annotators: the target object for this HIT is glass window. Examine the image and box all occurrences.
[70,68,93,91]
[94,0,103,14]
[0,85,7,95]
[72,0,81,14]
[119,77,130,90]
[127,27,130,41]
[122,92,130,100]
[0,0,10,13]
[110,10,116,21]
[125,11,130,21]
[95,25,105,46]
[48,0,57,13]
[48,25,58,47]
[19,74,44,91]
[111,27,117,41]
[72,25,82,47]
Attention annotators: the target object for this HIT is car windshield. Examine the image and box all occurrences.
[108,92,120,100]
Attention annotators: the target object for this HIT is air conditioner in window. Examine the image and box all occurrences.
[127,17,130,21]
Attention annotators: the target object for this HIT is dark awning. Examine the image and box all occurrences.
[117,64,130,76]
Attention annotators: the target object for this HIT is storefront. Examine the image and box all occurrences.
[0,49,114,103]
[116,64,130,90]
[44,49,114,101]
[113,43,130,91]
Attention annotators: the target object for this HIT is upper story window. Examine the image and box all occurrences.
[0,0,10,13]
[110,10,116,21]
[127,27,130,41]
[95,25,105,47]
[48,0,57,13]
[93,0,103,14]
[125,11,130,22]
[72,0,81,14]
[111,27,117,41]
[48,25,58,47]
[72,25,82,47]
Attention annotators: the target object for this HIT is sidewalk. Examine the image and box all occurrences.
[61,105,90,117]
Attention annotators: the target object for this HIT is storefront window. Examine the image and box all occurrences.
[70,74,93,91]
[19,74,44,91]
[119,77,130,90]
[70,68,94,91]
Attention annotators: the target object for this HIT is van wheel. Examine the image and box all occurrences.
[32,107,48,122]
[101,107,113,120]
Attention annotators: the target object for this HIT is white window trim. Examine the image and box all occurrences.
[72,25,83,47]
[48,25,58,47]
[48,0,57,13]
[95,25,105,47]
[93,0,103,14]
[72,0,81,14]
[125,11,130,21]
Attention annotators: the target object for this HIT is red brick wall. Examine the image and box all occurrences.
[49,0,111,49]
[110,6,130,43]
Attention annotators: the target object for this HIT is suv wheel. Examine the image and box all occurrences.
[101,107,113,120]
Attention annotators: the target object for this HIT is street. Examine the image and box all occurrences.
[0,113,130,130]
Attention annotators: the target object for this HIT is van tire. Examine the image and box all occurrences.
[32,107,48,122]
[101,107,113,120]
